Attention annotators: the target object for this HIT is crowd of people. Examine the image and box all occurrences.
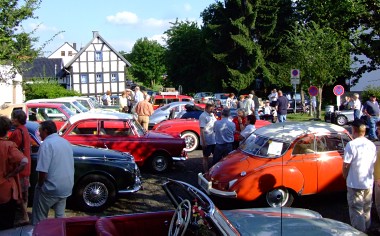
[0,111,74,230]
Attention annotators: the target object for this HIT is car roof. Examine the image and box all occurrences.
[254,121,348,142]
[153,95,192,98]
[69,112,134,124]
[26,102,65,108]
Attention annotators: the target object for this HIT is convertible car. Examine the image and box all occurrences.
[198,121,351,207]
[59,112,187,173]
[25,121,142,212]
[32,179,365,236]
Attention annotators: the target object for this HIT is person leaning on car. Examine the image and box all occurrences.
[0,116,28,230]
[342,119,376,233]
[32,120,74,226]
[134,94,154,131]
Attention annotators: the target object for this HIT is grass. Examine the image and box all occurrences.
[287,111,326,122]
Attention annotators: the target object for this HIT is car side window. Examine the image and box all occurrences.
[101,120,132,136]
[69,122,97,135]
[316,133,348,152]
[293,136,314,155]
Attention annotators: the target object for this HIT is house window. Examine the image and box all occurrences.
[95,51,103,61]
[68,51,73,56]
[111,73,118,82]
[96,73,103,82]
[80,74,88,83]
[61,51,65,56]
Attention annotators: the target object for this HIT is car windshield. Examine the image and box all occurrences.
[239,134,291,157]
[72,101,89,112]
[60,105,75,117]
[130,118,146,136]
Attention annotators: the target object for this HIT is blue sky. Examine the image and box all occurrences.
[23,0,215,56]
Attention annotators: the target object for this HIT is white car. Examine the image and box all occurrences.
[26,98,89,113]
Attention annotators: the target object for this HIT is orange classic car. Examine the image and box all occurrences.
[198,121,352,207]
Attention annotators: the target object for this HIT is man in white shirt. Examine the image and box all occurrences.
[134,86,144,103]
[244,94,255,115]
[199,103,217,172]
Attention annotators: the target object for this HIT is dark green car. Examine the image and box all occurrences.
[26,121,142,212]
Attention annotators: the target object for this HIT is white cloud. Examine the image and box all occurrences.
[143,18,167,28]
[149,34,168,46]
[184,3,192,12]
[106,11,139,25]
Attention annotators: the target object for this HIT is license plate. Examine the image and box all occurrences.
[197,173,211,194]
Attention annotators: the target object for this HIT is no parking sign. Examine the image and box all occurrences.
[333,85,345,109]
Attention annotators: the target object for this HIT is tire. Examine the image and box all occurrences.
[266,187,294,207]
[336,115,348,126]
[181,131,199,152]
[149,154,171,173]
[74,174,116,212]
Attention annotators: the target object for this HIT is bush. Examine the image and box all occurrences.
[361,86,380,102]
[23,78,81,101]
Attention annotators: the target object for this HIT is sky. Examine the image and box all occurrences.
[23,0,216,57]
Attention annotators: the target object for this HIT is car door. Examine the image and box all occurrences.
[291,135,318,194]
[315,133,348,193]
[63,120,101,147]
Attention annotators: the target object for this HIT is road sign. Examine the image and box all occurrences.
[291,69,300,78]
[333,85,344,96]
[291,78,300,85]
[308,86,318,96]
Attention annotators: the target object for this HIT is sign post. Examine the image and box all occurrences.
[291,69,300,113]
[333,85,345,111]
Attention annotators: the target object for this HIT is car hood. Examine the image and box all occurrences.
[72,144,134,162]
[208,150,272,180]
[145,130,181,139]
[223,208,365,235]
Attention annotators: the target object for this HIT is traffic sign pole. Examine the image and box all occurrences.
[333,85,344,111]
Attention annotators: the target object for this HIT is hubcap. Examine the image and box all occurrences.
[266,188,289,207]
[83,182,108,207]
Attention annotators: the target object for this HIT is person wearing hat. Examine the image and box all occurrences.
[362,94,380,141]
[343,119,377,232]
[212,108,235,165]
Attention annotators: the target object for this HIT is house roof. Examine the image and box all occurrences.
[65,31,131,68]
[47,42,78,58]
[22,58,65,79]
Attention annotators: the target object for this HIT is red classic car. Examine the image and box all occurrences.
[30,179,364,236]
[151,92,194,110]
[153,117,271,152]
[26,102,74,130]
[198,121,352,207]
[59,112,187,173]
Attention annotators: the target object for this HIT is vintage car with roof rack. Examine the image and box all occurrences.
[59,112,187,173]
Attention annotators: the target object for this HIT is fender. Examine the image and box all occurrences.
[232,165,304,201]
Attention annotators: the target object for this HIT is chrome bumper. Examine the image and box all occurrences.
[118,176,142,194]
[172,156,187,161]
[197,173,237,198]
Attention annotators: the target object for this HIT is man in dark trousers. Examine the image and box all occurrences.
[251,90,260,120]
[276,90,290,123]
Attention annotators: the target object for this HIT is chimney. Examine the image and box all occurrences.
[72,43,77,50]
[92,31,99,38]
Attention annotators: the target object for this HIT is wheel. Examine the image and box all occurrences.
[149,154,171,173]
[181,131,199,152]
[336,115,348,126]
[168,199,192,236]
[74,174,116,212]
[266,187,294,207]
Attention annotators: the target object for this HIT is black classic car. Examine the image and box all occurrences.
[25,121,142,212]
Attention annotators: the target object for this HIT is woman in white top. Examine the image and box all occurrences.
[239,114,256,143]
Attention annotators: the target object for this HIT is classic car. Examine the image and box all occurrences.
[148,101,202,129]
[23,121,142,212]
[193,92,214,104]
[151,92,193,110]
[325,108,362,126]
[153,114,271,152]
[26,98,89,114]
[59,112,187,173]
[31,179,365,236]
[198,121,352,207]
[26,102,74,130]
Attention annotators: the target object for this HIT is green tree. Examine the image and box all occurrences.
[126,38,166,89]
[280,22,351,118]
[295,0,380,82]
[201,0,292,94]
[23,78,80,100]
[0,0,41,81]
[164,20,212,93]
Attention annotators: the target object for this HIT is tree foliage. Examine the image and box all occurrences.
[23,78,80,101]
[280,22,351,118]
[164,20,212,93]
[125,38,166,89]
[0,0,41,80]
